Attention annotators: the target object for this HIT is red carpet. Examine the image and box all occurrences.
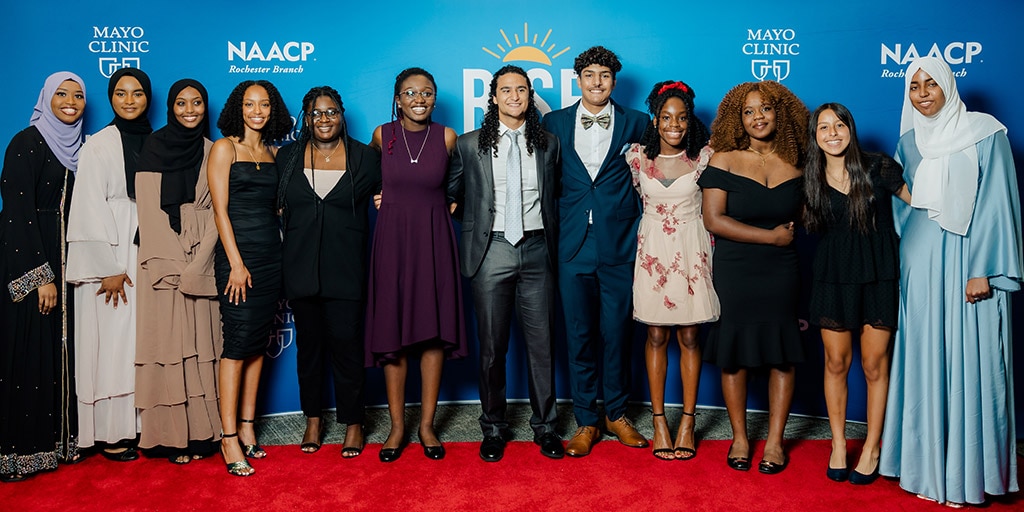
[1,440,1020,511]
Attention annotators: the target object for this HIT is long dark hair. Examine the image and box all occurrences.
[217,79,292,144]
[477,65,547,157]
[278,86,347,211]
[803,102,874,234]
[640,80,709,160]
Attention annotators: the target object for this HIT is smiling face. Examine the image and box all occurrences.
[241,85,271,132]
[814,108,850,158]
[741,90,776,141]
[307,95,342,144]
[50,79,85,124]
[577,64,615,114]
[908,68,946,117]
[396,74,436,124]
[173,86,205,129]
[111,75,147,121]
[492,72,530,128]
[656,96,689,153]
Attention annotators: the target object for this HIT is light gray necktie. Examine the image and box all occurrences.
[504,130,523,246]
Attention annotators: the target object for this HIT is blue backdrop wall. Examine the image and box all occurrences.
[4,1,1023,430]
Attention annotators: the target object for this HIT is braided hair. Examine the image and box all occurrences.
[477,65,547,157]
[640,80,709,160]
[385,67,437,155]
[278,86,346,211]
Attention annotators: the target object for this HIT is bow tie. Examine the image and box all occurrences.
[581,113,611,130]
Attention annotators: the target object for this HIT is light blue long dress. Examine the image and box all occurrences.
[880,130,1022,504]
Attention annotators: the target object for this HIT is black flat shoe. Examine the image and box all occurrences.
[423,444,445,460]
[758,456,789,475]
[0,473,29,483]
[535,432,564,459]
[726,443,751,471]
[379,442,405,463]
[849,465,880,485]
[480,435,506,462]
[827,466,849,482]
[101,447,139,462]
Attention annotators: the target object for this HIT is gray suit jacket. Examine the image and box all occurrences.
[447,128,560,278]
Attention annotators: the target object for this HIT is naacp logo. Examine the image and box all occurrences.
[227,41,314,75]
[879,41,982,79]
[744,28,799,82]
[90,26,149,78]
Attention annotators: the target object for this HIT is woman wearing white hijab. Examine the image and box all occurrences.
[880,56,1022,507]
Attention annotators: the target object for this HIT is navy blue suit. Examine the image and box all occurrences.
[542,100,648,426]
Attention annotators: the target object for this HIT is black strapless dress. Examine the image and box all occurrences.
[215,161,282,359]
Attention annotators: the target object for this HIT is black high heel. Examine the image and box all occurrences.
[220,433,254,477]
[239,418,267,459]
[674,410,698,461]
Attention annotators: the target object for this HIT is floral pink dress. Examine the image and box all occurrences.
[627,143,719,326]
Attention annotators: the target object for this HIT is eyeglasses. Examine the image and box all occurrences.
[400,90,435,100]
[310,108,341,120]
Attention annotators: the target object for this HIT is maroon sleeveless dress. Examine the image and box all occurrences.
[364,121,467,366]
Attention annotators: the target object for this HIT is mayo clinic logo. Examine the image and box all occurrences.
[265,300,295,359]
[226,41,314,75]
[743,28,799,82]
[879,41,982,79]
[89,26,149,78]
[464,23,575,132]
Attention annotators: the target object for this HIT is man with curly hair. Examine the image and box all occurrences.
[448,65,563,462]
[541,46,650,456]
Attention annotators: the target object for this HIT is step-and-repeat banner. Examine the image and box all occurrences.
[5,1,1023,426]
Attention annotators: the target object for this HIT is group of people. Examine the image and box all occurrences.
[0,45,1019,508]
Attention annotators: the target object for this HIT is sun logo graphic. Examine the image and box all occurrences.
[482,24,570,65]
[464,23,579,132]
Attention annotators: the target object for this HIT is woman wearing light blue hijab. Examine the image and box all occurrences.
[0,71,87,482]
[880,56,1022,507]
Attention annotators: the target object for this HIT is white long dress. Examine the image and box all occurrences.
[66,125,139,447]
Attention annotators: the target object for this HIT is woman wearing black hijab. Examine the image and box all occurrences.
[133,79,223,465]
[67,68,153,462]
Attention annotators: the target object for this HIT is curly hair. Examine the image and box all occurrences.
[477,65,547,158]
[217,79,292,144]
[708,81,808,167]
[803,103,876,234]
[278,86,346,210]
[385,67,438,155]
[640,80,710,161]
[573,46,622,78]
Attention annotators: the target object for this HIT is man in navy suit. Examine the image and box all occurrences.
[448,65,563,462]
[541,46,649,456]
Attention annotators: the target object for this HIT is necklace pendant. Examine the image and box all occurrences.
[324,156,330,162]
[410,158,418,164]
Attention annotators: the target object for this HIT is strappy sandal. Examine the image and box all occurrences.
[239,418,267,459]
[301,417,323,454]
[650,412,675,461]
[674,410,698,461]
[221,433,254,477]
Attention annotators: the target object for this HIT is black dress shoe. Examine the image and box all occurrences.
[423,444,446,460]
[849,465,880,485]
[758,456,789,475]
[480,435,505,462]
[378,443,405,463]
[535,432,564,459]
[827,466,849,482]
[100,446,139,462]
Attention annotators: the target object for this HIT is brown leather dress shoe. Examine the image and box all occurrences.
[604,415,649,448]
[565,426,601,457]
